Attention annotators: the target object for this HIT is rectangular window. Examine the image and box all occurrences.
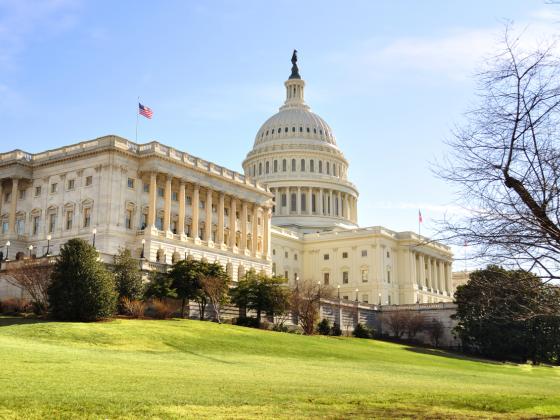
[48,213,56,233]
[50,183,58,193]
[186,196,192,205]
[388,295,392,305]
[19,189,26,200]
[387,270,391,283]
[127,178,135,189]
[34,186,42,197]
[284,251,288,258]
[343,295,348,300]
[361,250,367,257]
[200,201,205,209]
[65,211,73,230]
[323,272,330,285]
[157,187,164,197]
[172,191,178,201]
[281,194,287,207]
[16,219,25,235]
[67,179,75,190]
[285,271,289,280]
[362,294,369,303]
[83,208,91,228]
[143,183,149,193]
[342,271,349,284]
[125,209,133,229]
[342,252,348,259]
[212,204,217,213]
[32,216,40,235]
[5,191,11,203]
[85,176,93,186]
[323,254,329,260]
[361,269,368,283]
[387,251,390,258]
[224,208,229,216]
[294,253,298,260]
[141,213,147,229]
[1,221,8,233]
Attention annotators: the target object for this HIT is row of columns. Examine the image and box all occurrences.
[146,172,271,258]
[413,252,452,294]
[0,178,20,235]
[270,186,357,224]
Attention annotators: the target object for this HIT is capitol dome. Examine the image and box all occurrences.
[243,51,359,233]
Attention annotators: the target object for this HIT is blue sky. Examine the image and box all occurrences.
[0,0,557,246]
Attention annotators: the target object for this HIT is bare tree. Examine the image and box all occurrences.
[291,279,333,335]
[406,312,427,339]
[200,275,230,324]
[4,258,55,313]
[436,28,560,282]
[426,318,445,348]
[381,310,412,338]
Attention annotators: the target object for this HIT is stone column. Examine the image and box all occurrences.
[344,194,350,220]
[420,254,426,288]
[192,184,200,239]
[163,175,172,232]
[336,191,341,217]
[241,201,248,252]
[8,178,18,234]
[0,182,3,222]
[296,187,301,214]
[438,261,444,292]
[307,187,312,215]
[329,190,333,216]
[318,188,324,215]
[148,172,157,227]
[217,192,225,245]
[446,262,452,295]
[229,196,237,248]
[205,188,213,242]
[252,204,259,256]
[178,181,186,235]
[263,208,270,258]
[353,197,358,223]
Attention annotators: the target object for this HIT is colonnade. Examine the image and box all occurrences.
[146,172,271,259]
[269,186,357,224]
[412,251,452,294]
[0,177,20,235]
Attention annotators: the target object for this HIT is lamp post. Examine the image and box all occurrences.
[28,244,33,258]
[355,288,359,302]
[140,238,146,259]
[46,234,51,256]
[295,275,299,292]
[5,240,10,260]
[317,280,321,300]
[92,228,97,248]
[378,292,382,306]
[337,284,341,300]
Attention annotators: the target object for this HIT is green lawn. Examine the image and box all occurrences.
[0,317,558,419]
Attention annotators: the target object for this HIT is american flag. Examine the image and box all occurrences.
[418,210,423,224]
[138,103,153,119]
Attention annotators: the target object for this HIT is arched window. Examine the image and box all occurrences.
[319,161,323,173]
[310,160,314,172]
[326,162,330,175]
[290,193,297,212]
[265,161,270,174]
[259,162,262,175]
[273,160,278,173]
[300,159,305,172]
[282,159,287,172]
[333,165,337,177]
[291,159,296,172]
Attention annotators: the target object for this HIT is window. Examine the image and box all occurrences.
[186,196,192,205]
[259,163,262,175]
[172,192,178,201]
[32,216,40,235]
[141,213,147,229]
[291,159,296,171]
[361,250,368,257]
[388,295,392,305]
[65,211,73,230]
[265,161,270,174]
[125,209,133,229]
[143,183,149,193]
[323,272,330,285]
[285,271,289,280]
[281,194,287,207]
[387,251,390,258]
[294,253,298,261]
[284,251,288,258]
[323,254,329,260]
[282,159,287,171]
[290,193,296,211]
[272,249,276,256]
[361,269,368,283]
[85,176,93,186]
[83,207,91,228]
[342,252,348,259]
[50,183,58,194]
[319,161,323,173]
[342,271,349,284]
[312,194,316,212]
[1,221,7,233]
[16,219,25,235]
[157,187,164,197]
[284,127,288,132]
[301,194,306,212]
[224,208,229,216]
[387,270,391,283]
[292,126,295,132]
[362,294,369,303]
[127,178,135,189]
[48,213,57,233]
[326,162,330,175]
[4,191,11,203]
[310,160,314,172]
[200,201,205,209]
[34,186,41,197]
[212,204,217,213]
[343,295,348,300]
[18,189,26,200]
[273,160,278,172]
[67,179,75,190]
[300,159,305,171]
[272,263,276,275]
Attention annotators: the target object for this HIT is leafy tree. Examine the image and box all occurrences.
[144,271,177,300]
[113,248,144,311]
[47,238,117,321]
[331,322,342,336]
[352,323,371,339]
[317,318,331,335]
[169,259,205,317]
[454,265,560,363]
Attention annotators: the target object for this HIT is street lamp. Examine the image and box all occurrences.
[5,240,10,260]
[355,288,359,302]
[46,234,51,256]
[317,280,321,300]
[92,228,97,248]
[378,293,382,306]
[295,275,299,291]
[140,238,146,259]
[337,284,341,299]
[28,244,33,258]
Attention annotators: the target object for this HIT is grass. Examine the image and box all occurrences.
[0,317,559,419]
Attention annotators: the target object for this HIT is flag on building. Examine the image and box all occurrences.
[138,103,153,119]
[418,209,423,224]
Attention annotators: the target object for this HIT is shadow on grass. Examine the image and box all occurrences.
[404,346,505,365]
[164,341,238,365]
[0,316,50,327]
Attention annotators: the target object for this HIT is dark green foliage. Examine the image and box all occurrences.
[353,323,371,339]
[317,318,331,335]
[47,238,117,321]
[234,317,260,328]
[230,270,290,326]
[331,322,342,336]
[113,248,144,310]
[454,265,560,364]
[144,272,177,300]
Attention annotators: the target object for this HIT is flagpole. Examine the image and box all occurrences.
[418,210,421,238]
[135,96,140,143]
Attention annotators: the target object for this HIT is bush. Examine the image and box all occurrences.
[234,317,260,328]
[353,323,371,339]
[272,323,289,332]
[47,238,117,321]
[120,297,146,319]
[113,248,144,311]
[0,298,32,314]
[331,322,342,336]
[317,318,331,335]
[147,299,175,319]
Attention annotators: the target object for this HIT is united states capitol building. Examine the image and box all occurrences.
[0,54,454,305]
